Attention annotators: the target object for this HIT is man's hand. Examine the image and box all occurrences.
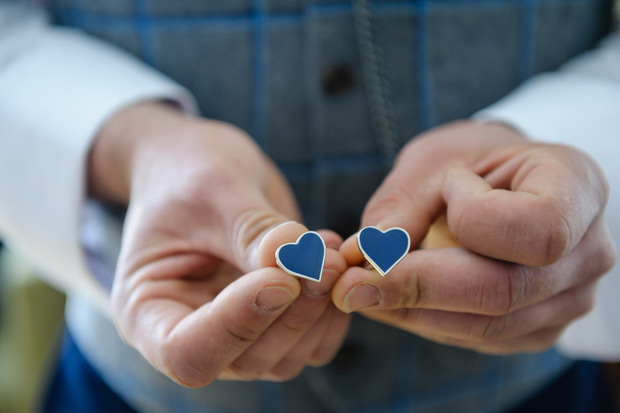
[89,102,350,386]
[333,121,616,354]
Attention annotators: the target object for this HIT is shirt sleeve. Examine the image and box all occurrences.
[0,4,197,314]
[475,31,620,360]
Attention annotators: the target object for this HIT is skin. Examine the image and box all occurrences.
[90,102,616,387]
[333,121,617,354]
[89,101,351,387]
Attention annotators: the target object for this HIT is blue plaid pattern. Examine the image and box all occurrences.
[49,0,611,232]
[46,0,612,412]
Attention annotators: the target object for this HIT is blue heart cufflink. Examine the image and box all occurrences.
[276,231,326,283]
[357,226,410,276]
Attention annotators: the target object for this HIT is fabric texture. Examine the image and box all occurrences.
[65,293,572,413]
[44,330,617,413]
[0,0,616,412]
[42,1,613,411]
[47,0,613,233]
[508,361,617,413]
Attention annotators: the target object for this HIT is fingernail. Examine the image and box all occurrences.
[255,286,296,311]
[343,284,380,313]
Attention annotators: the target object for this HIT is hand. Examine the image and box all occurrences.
[332,121,616,354]
[89,102,350,386]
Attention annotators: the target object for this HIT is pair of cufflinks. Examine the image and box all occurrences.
[275,227,411,283]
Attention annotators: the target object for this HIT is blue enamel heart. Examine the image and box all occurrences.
[357,226,411,276]
[275,231,326,282]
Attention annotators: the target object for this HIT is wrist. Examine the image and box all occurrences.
[88,101,190,204]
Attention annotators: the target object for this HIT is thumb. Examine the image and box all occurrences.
[227,203,343,275]
[238,217,309,271]
[231,210,347,297]
[220,199,308,273]
[197,159,308,273]
[363,176,445,246]
[340,157,446,265]
[216,152,316,272]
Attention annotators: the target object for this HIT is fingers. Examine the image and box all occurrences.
[112,267,300,387]
[114,227,349,386]
[360,282,595,349]
[259,226,344,295]
[267,304,350,380]
[333,215,614,316]
[266,306,334,380]
[225,248,347,379]
[443,145,609,266]
[333,183,615,355]
[249,220,308,268]
[357,121,523,252]
[229,205,344,279]
[308,304,352,365]
[359,156,445,251]
[334,248,535,315]
[340,233,365,267]
[443,167,569,266]
[358,126,609,269]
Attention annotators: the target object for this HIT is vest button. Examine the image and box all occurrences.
[322,63,354,96]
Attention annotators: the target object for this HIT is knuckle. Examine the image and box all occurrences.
[540,206,573,265]
[576,288,597,318]
[224,319,262,345]
[446,200,467,243]
[227,361,263,380]
[395,276,422,310]
[478,265,530,315]
[166,365,211,388]
[579,218,617,281]
[309,344,341,367]
[473,315,509,342]
[530,328,563,352]
[269,361,305,381]
[599,237,618,274]
[476,277,510,315]
[565,229,617,299]
[159,343,213,388]
[506,265,535,312]
[280,314,314,334]
[388,308,417,326]
[226,353,278,380]
[308,352,333,367]
[401,130,452,161]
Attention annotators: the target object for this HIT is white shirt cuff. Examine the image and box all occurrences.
[0,8,196,314]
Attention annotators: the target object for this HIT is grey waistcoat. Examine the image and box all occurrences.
[51,0,612,411]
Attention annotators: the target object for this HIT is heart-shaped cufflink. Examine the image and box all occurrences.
[275,231,326,282]
[357,226,410,276]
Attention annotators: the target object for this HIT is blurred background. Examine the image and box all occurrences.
[1,1,620,412]
[0,244,65,412]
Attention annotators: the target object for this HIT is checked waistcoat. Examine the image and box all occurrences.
[49,0,612,412]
